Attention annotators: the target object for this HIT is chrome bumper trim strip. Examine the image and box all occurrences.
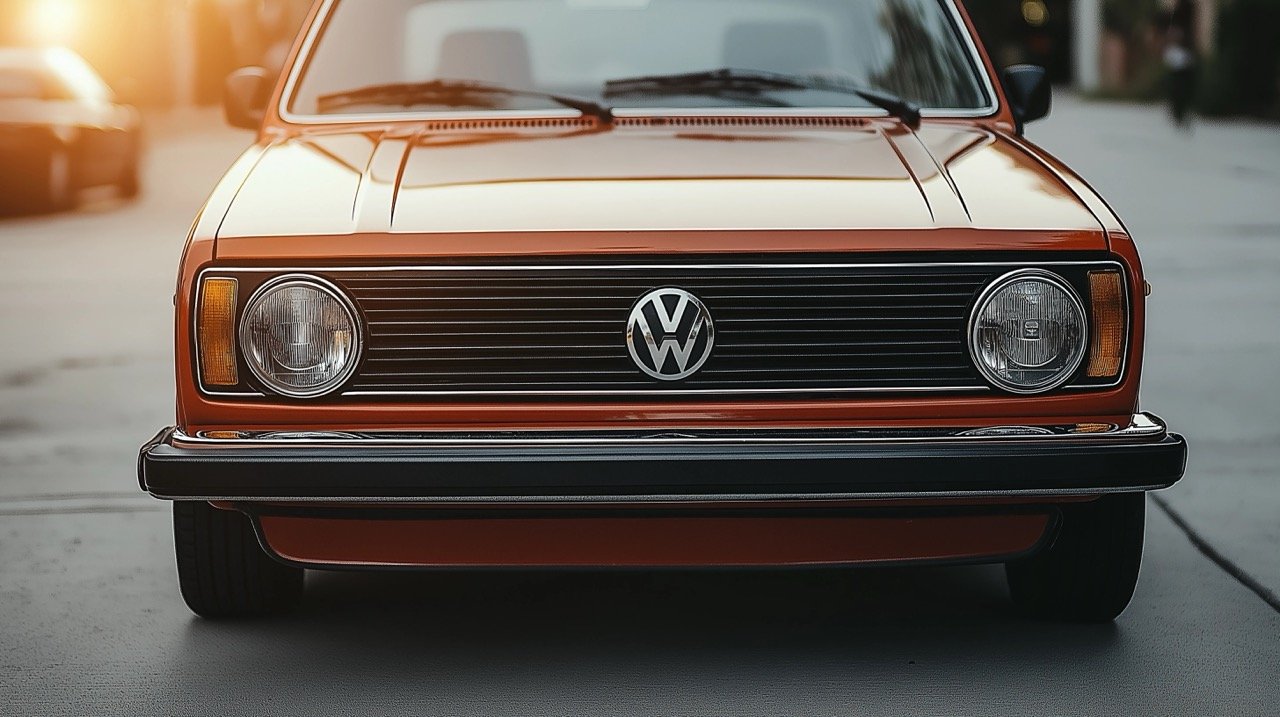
[176,413,1167,450]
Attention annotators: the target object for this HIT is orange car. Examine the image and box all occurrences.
[139,0,1186,621]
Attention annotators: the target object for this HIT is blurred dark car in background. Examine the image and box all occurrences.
[0,46,141,213]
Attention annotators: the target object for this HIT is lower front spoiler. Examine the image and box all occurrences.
[139,413,1187,503]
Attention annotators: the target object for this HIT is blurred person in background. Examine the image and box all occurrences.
[1163,0,1198,128]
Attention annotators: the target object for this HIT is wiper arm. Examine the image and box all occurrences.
[604,68,921,128]
[844,85,923,130]
[317,79,615,123]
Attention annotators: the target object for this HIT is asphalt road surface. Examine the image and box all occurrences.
[2,99,1278,716]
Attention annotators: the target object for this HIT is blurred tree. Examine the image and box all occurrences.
[1102,0,1162,41]
[1198,0,1280,117]
[1099,0,1162,90]
[966,0,1075,83]
[194,0,238,105]
[873,0,984,106]
[196,0,310,103]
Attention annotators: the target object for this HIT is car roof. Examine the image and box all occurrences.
[0,47,58,69]
[0,47,112,99]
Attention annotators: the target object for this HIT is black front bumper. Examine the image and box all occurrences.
[139,414,1186,503]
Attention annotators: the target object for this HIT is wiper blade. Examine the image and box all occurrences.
[603,68,799,109]
[605,68,805,95]
[604,68,921,128]
[317,79,614,123]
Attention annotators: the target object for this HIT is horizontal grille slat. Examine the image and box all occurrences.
[366,338,959,349]
[324,263,1002,397]
[362,356,970,368]
[369,319,623,326]
[360,298,973,310]
[348,376,977,391]
[340,273,993,284]
[353,366,971,378]
[365,345,965,356]
[353,289,978,298]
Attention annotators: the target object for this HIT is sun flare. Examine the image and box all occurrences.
[25,0,81,46]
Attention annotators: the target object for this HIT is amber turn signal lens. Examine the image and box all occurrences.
[198,278,239,386]
[1086,271,1126,379]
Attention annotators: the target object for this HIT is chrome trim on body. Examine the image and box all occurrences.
[200,261,1124,273]
[276,0,999,126]
[152,486,1173,505]
[176,413,1168,449]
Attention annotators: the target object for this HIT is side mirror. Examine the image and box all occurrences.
[1001,65,1051,134]
[224,67,272,130]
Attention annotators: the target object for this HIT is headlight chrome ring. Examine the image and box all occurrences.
[238,274,363,399]
[968,269,1088,395]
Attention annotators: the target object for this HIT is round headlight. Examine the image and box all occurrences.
[969,270,1087,394]
[239,276,361,398]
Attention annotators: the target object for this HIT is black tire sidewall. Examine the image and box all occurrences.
[1007,493,1146,622]
[173,501,304,618]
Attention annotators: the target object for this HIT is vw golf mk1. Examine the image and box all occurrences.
[138,0,1187,621]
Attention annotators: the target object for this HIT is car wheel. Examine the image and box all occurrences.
[1005,493,1145,622]
[173,501,304,618]
[118,140,142,199]
[118,163,141,199]
[39,147,74,212]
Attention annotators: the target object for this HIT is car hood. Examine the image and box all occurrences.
[214,121,1107,249]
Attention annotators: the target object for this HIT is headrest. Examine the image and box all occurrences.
[437,29,535,88]
[723,22,832,76]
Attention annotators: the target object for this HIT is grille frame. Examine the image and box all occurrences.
[194,259,1126,400]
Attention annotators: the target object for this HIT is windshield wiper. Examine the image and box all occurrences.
[317,79,615,123]
[603,68,921,128]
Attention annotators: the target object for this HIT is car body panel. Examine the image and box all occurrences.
[213,122,1106,242]
[255,511,1055,568]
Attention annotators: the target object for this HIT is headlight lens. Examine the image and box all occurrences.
[969,270,1087,394]
[239,277,361,398]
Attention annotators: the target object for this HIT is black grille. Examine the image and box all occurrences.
[330,264,998,396]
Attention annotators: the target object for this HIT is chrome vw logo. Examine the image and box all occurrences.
[626,288,715,381]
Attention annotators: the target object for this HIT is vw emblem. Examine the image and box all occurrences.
[626,288,715,381]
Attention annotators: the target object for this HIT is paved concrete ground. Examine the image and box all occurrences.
[1,99,1278,715]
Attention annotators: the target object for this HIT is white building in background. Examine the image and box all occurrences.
[1073,0,1102,91]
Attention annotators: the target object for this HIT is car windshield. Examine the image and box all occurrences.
[0,68,48,100]
[289,0,990,117]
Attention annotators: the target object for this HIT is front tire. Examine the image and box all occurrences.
[118,162,140,199]
[1006,493,1145,622]
[173,501,304,618]
[118,137,142,199]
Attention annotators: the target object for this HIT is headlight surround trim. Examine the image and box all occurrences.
[236,274,364,399]
[967,268,1089,395]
